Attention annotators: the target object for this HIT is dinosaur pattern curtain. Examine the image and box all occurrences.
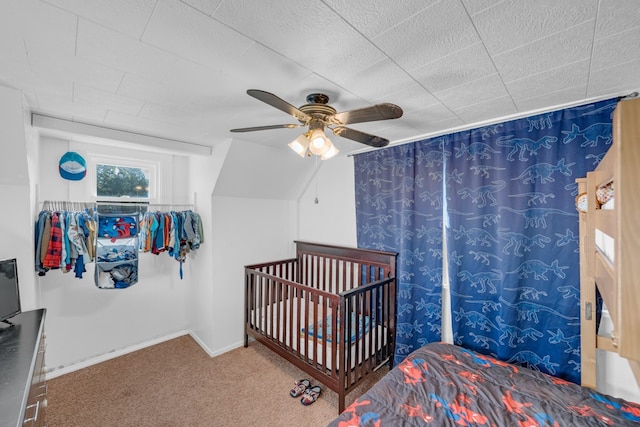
[355,142,445,364]
[354,98,617,382]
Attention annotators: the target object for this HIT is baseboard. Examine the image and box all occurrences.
[46,331,248,379]
[46,330,190,379]
[187,330,245,358]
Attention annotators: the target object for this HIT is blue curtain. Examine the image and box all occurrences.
[355,142,444,364]
[355,98,617,381]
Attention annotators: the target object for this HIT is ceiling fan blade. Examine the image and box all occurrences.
[330,103,403,126]
[331,126,389,148]
[247,89,310,122]
[230,124,303,132]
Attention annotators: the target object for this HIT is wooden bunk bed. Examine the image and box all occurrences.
[578,96,640,388]
[244,241,397,412]
[327,98,640,426]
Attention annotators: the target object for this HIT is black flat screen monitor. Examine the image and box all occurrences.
[0,258,21,324]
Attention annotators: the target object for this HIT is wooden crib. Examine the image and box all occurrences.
[244,241,397,412]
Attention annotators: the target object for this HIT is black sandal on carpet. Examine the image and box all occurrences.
[300,385,321,405]
[290,379,310,397]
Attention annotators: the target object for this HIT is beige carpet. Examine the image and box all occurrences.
[46,335,388,427]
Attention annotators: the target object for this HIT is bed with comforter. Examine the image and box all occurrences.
[329,342,640,426]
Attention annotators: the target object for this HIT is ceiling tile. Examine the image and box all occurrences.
[371,83,439,114]
[37,93,108,122]
[591,27,640,72]
[505,59,590,102]
[412,116,465,136]
[3,66,73,101]
[587,58,640,98]
[472,0,598,55]
[77,19,177,82]
[322,0,439,39]
[180,0,223,16]
[73,83,145,116]
[142,0,254,70]
[138,102,199,125]
[412,43,497,93]
[213,0,385,78]
[436,74,509,111]
[401,103,459,131]
[117,73,194,107]
[0,44,30,90]
[595,0,640,39]
[493,21,594,82]
[27,44,124,93]
[160,58,241,99]
[104,110,209,144]
[374,0,480,71]
[217,43,312,99]
[42,0,156,39]
[213,0,338,57]
[294,74,363,108]
[452,95,516,124]
[460,0,506,16]
[1,0,77,55]
[333,58,418,101]
[514,85,588,112]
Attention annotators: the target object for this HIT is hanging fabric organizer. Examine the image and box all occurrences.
[35,201,204,288]
[95,213,139,289]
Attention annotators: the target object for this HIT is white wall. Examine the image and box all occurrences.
[0,86,38,311]
[209,195,296,354]
[297,156,357,246]
[35,136,195,374]
[185,142,228,354]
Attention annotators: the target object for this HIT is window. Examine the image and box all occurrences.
[97,163,150,199]
[86,152,160,210]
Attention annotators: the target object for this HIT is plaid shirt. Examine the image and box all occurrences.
[43,212,63,268]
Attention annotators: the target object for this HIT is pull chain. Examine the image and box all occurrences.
[314,156,319,204]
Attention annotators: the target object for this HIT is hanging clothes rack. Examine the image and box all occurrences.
[37,200,203,282]
[40,200,195,212]
[41,200,97,212]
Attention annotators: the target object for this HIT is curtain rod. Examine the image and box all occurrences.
[346,90,639,158]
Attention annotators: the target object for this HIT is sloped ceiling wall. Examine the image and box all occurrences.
[212,139,318,200]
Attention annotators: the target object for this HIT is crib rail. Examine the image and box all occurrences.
[296,240,396,294]
[336,276,396,407]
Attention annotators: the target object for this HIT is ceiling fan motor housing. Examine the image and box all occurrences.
[299,93,336,125]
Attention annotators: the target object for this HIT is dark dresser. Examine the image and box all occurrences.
[0,309,47,426]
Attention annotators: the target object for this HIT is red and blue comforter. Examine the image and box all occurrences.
[329,342,640,426]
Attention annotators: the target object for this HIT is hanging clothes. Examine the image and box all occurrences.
[34,207,97,278]
[138,209,204,278]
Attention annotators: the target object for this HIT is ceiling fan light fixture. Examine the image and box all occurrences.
[308,128,331,155]
[320,143,339,160]
[288,133,309,157]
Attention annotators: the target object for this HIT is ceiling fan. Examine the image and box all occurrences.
[230,89,403,159]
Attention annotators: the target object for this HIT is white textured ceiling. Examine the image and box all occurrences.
[2,0,640,159]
